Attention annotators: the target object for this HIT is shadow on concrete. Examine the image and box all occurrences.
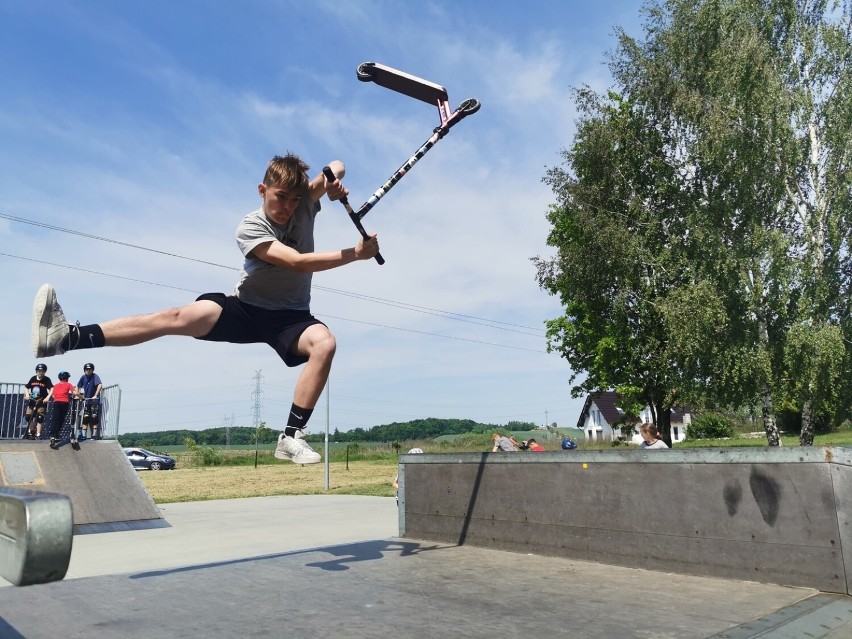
[0,618,26,638]
[128,538,445,580]
[457,452,488,546]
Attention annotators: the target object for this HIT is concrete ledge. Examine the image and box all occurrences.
[0,440,164,534]
[399,447,852,594]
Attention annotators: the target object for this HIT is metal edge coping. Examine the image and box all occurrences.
[398,446,852,466]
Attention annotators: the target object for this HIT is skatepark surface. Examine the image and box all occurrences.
[0,494,850,638]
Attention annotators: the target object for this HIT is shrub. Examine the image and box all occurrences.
[184,438,224,467]
[686,413,735,440]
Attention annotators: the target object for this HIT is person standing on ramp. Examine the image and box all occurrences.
[76,363,103,440]
[46,371,75,448]
[23,364,52,440]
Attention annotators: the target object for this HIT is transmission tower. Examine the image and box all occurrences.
[222,412,235,447]
[251,370,264,429]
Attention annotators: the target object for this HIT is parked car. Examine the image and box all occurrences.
[123,447,176,471]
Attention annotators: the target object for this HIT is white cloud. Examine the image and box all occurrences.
[0,1,643,433]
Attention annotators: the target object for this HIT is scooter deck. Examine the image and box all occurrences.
[359,62,448,105]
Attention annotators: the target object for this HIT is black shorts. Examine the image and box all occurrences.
[26,400,45,413]
[194,293,325,367]
[82,402,100,425]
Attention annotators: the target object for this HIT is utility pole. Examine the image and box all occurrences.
[222,413,234,447]
[252,370,264,468]
[324,375,330,491]
[545,410,549,429]
[251,370,264,429]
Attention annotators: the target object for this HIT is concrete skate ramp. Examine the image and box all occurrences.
[0,440,165,534]
[398,447,852,594]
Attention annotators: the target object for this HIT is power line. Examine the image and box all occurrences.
[0,213,234,271]
[0,252,201,293]
[321,314,545,353]
[0,213,546,335]
[312,287,544,335]
[0,252,549,353]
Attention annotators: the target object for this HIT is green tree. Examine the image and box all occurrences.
[535,87,692,445]
[538,0,852,446]
[621,0,852,444]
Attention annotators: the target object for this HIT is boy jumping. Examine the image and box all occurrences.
[32,154,379,464]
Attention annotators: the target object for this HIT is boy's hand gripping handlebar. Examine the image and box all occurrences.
[322,166,385,265]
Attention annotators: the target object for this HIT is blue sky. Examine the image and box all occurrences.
[0,1,645,434]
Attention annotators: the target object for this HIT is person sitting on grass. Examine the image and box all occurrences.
[491,433,517,452]
[526,438,545,452]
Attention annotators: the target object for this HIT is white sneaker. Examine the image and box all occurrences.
[32,284,72,357]
[275,431,322,464]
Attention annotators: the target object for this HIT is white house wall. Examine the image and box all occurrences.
[582,402,690,443]
[581,402,615,442]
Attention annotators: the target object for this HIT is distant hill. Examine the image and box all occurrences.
[118,426,273,448]
[117,418,549,448]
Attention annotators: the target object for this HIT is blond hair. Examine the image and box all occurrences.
[263,154,310,192]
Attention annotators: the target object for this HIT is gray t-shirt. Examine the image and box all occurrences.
[641,439,669,449]
[233,200,320,310]
[494,437,517,452]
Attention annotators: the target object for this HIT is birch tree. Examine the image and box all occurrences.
[538,0,852,445]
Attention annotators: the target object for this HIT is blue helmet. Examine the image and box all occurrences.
[58,371,71,381]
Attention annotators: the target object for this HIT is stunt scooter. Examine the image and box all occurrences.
[324,62,481,264]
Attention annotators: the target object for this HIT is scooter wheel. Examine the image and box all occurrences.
[458,98,481,115]
[356,62,376,82]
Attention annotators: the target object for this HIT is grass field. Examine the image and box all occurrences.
[139,459,398,503]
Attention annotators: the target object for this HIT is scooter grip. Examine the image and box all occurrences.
[322,166,348,205]
[322,165,339,183]
[322,166,384,265]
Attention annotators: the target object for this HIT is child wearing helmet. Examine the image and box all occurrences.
[23,364,53,439]
[76,363,102,440]
[46,371,75,449]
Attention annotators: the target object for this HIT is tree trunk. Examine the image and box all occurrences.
[758,318,783,447]
[761,383,782,446]
[658,408,673,447]
[799,400,815,446]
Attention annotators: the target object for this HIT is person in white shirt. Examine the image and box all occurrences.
[639,422,669,449]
